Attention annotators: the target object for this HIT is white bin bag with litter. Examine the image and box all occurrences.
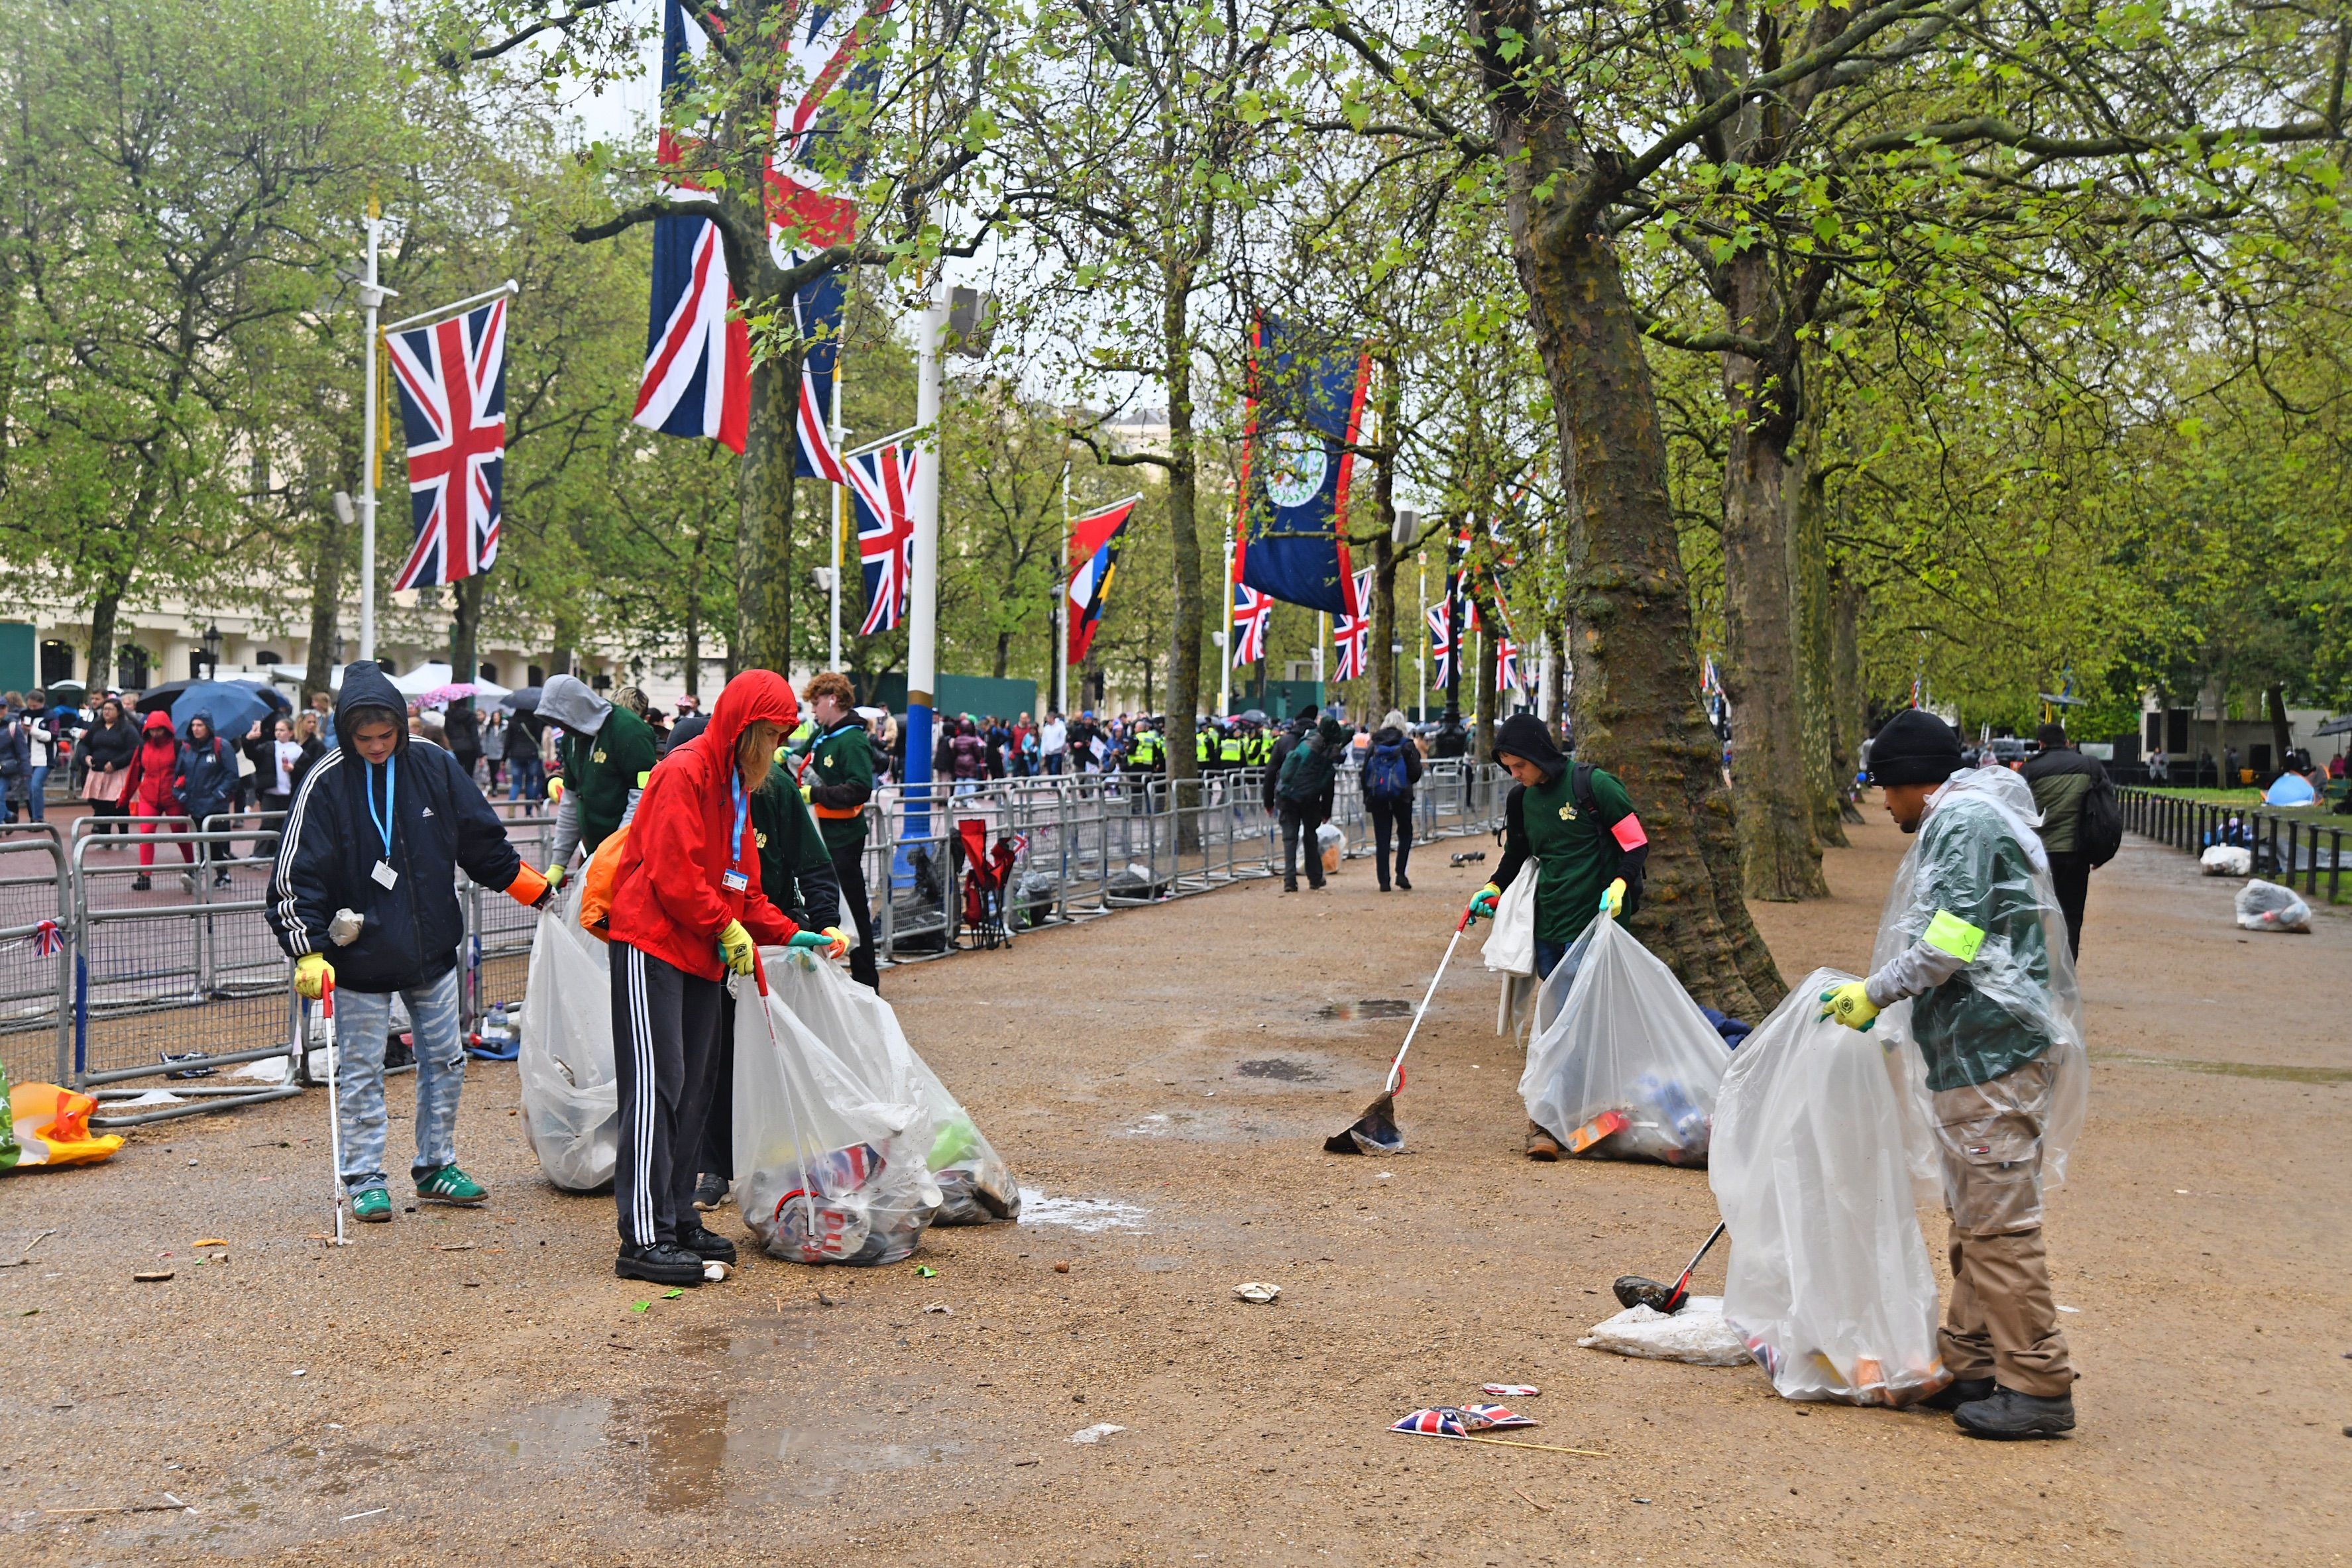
[517,883,619,1192]
[1518,916,1732,1165]
[2200,844,2252,877]
[2235,878,2311,932]
[1579,1297,1751,1366]
[734,950,942,1266]
[913,1067,1023,1226]
[1710,970,1947,1406]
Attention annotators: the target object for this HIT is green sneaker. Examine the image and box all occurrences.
[414,1165,488,1205]
[351,1187,392,1223]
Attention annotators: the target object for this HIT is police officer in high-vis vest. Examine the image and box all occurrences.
[789,671,880,991]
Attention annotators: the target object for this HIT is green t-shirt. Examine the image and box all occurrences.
[793,718,874,852]
[1510,764,1634,945]
[558,705,658,856]
[750,771,837,924]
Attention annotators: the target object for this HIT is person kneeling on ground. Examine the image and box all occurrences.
[1464,713,1648,1161]
[1819,707,2082,1441]
[267,663,553,1223]
[601,669,835,1288]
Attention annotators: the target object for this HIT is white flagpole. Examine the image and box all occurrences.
[904,272,947,831]
[1056,459,1070,716]
[1416,549,1426,722]
[1217,521,1233,720]
[828,365,844,673]
[358,204,384,663]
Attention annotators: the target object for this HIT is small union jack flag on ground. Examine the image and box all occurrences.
[388,298,507,590]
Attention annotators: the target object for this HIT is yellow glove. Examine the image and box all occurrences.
[1818,981,1879,1031]
[547,777,565,803]
[822,925,850,960]
[1467,882,1502,923]
[716,919,758,976]
[801,785,812,803]
[1599,877,1628,920]
[295,952,334,1000]
[543,862,567,891]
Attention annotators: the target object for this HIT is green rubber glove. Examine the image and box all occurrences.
[717,919,758,975]
[785,929,832,952]
[1467,882,1502,923]
[1819,981,1879,1031]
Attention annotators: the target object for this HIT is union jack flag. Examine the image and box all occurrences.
[1230,581,1272,667]
[27,918,62,957]
[1497,636,1522,693]
[388,298,506,591]
[1390,1403,1536,1438]
[846,441,919,634]
[1333,567,1374,680]
[1426,600,1453,688]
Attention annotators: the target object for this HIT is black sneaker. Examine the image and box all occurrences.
[692,1172,730,1211]
[131,875,151,891]
[1915,1376,1994,1412]
[1396,875,1412,891]
[1954,1385,2075,1439]
[675,1225,737,1265]
[213,871,233,889]
[616,1243,706,1286]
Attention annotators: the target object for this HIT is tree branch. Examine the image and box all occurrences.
[1634,311,1775,360]
[1850,113,2343,160]
[462,0,625,64]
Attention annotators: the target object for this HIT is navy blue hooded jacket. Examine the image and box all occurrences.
[266,663,522,993]
[174,714,237,822]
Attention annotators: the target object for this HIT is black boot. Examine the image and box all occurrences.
[131,874,151,891]
[1915,1376,1994,1412]
[1954,1385,2075,1439]
[616,1243,706,1286]
[1396,874,1412,891]
[675,1224,738,1265]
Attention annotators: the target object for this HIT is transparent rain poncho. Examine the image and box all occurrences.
[1869,765,2089,1213]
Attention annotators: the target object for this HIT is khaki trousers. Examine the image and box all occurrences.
[1933,1057,2076,1398]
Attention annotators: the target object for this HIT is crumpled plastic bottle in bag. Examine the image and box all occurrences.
[1710,969,1949,1406]
[516,887,620,1192]
[736,952,942,1267]
[2234,878,2311,932]
[1518,917,1732,1165]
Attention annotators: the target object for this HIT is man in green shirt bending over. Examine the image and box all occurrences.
[539,674,659,883]
[1465,713,1650,1160]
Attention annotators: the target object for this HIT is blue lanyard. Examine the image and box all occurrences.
[366,759,396,862]
[729,769,749,868]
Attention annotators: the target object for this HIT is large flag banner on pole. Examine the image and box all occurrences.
[846,437,920,634]
[387,298,507,591]
[1333,567,1374,680]
[1066,496,1141,665]
[1231,581,1272,668]
[634,0,752,452]
[1233,314,1368,620]
[1425,601,1453,689]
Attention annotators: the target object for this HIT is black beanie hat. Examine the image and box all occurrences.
[1492,713,1566,782]
[1869,708,1962,787]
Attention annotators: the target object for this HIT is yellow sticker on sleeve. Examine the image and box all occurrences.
[1923,909,1986,963]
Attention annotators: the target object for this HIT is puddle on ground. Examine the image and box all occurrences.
[2096,1052,2352,1085]
[1313,999,1412,1021]
[1016,1188,1150,1233]
[1235,1058,1319,1082]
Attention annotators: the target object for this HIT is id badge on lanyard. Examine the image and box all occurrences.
[724,772,751,893]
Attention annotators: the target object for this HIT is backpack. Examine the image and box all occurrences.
[2079,766,2123,868]
[1571,761,1646,919]
[578,824,631,941]
[1367,740,1410,803]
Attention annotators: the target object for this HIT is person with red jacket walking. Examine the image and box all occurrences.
[603,669,818,1286]
[125,711,194,891]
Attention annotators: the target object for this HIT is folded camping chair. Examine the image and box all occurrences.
[956,818,1013,950]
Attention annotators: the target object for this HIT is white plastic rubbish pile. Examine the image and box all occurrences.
[2235,878,2311,932]
[734,950,1022,1265]
[1518,917,1732,1165]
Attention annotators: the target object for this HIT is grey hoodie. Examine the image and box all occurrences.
[537,673,612,738]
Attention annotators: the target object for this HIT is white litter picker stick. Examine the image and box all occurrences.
[321,978,350,1245]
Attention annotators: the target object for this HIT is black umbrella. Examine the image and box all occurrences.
[134,680,199,716]
[498,686,543,715]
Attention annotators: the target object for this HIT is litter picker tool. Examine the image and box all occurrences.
[1323,907,1472,1155]
[1612,1219,1726,1314]
[321,978,351,1246]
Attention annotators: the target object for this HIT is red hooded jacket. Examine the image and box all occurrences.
[606,669,801,980]
[124,712,184,812]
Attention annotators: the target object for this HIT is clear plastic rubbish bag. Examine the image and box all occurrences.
[1518,916,1732,1165]
[2235,878,2311,932]
[1870,765,2088,1195]
[2200,844,2252,877]
[1577,1298,1751,1366]
[735,950,942,1266]
[516,884,618,1192]
[1710,970,1949,1406]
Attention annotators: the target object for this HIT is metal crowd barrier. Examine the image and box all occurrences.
[2118,785,2346,904]
[0,761,1506,1126]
